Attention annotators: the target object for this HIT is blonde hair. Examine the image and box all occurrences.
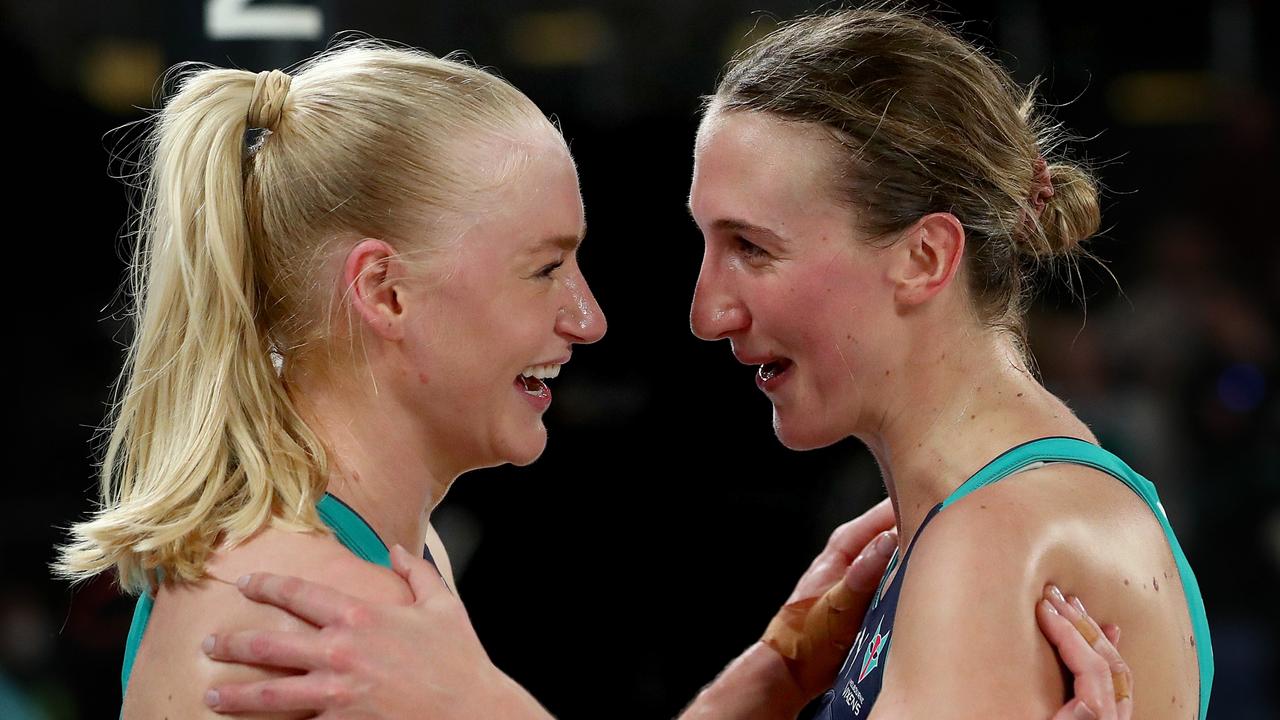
[709,6,1102,340]
[56,39,548,594]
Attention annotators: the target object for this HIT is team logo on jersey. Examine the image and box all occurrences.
[857,617,890,683]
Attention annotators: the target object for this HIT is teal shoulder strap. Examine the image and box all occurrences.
[121,494,392,698]
[941,437,1213,719]
[315,493,392,568]
[120,590,152,696]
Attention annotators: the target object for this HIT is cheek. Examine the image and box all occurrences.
[786,274,882,382]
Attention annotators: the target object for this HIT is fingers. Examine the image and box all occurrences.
[390,543,450,603]
[765,529,899,661]
[1038,585,1134,720]
[832,530,899,612]
[205,673,348,714]
[1060,593,1133,710]
[237,573,369,628]
[818,530,898,642]
[202,629,329,671]
[824,498,895,562]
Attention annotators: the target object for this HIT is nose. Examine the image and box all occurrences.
[690,251,749,341]
[557,269,607,345]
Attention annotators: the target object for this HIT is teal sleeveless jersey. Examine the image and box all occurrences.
[806,437,1213,720]
[119,493,421,699]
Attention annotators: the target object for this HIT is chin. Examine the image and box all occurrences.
[772,407,843,451]
[501,423,548,467]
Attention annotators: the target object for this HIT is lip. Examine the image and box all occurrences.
[514,375,553,412]
[754,359,794,393]
[732,350,783,365]
[525,354,572,367]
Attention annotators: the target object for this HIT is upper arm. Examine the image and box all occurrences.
[425,522,457,593]
[869,504,1065,719]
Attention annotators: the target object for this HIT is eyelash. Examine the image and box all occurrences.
[536,259,565,279]
[735,235,769,260]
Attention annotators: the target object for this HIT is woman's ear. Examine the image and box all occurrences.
[889,212,966,307]
[344,238,405,341]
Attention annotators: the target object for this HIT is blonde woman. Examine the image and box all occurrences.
[56,42,605,717]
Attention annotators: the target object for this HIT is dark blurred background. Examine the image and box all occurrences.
[5,0,1277,718]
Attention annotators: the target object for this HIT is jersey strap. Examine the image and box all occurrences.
[941,436,1213,720]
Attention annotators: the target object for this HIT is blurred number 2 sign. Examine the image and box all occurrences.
[205,0,323,40]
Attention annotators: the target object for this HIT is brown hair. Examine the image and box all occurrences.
[708,6,1101,339]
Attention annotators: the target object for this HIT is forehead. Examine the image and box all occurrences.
[690,110,845,231]
[454,132,584,255]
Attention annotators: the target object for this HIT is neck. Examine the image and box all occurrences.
[286,364,458,558]
[856,327,1092,550]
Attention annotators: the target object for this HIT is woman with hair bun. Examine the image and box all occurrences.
[56,42,605,717]
[689,7,1211,718]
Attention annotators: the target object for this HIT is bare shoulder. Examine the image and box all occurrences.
[877,463,1201,719]
[122,525,413,719]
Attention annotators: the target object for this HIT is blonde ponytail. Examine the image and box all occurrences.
[56,67,328,593]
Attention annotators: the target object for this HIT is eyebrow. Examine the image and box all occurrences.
[529,223,586,255]
[708,217,792,247]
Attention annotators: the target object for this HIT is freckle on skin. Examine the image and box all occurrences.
[1017,392,1024,397]
[969,414,976,420]
[1124,579,1129,586]
[418,372,429,384]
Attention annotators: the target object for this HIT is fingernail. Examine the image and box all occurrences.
[1071,699,1097,719]
[1040,598,1059,615]
[1069,595,1087,614]
[204,689,220,708]
[237,575,250,589]
[201,635,215,654]
[1048,584,1066,603]
[874,531,897,554]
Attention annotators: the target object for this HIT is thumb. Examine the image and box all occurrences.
[809,530,898,647]
[391,543,448,603]
[842,530,898,599]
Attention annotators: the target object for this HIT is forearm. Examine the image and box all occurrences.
[678,642,809,720]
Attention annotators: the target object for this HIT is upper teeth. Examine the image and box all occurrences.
[521,364,561,380]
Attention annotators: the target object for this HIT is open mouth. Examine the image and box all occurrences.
[514,363,561,403]
[516,374,549,397]
[758,358,794,383]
